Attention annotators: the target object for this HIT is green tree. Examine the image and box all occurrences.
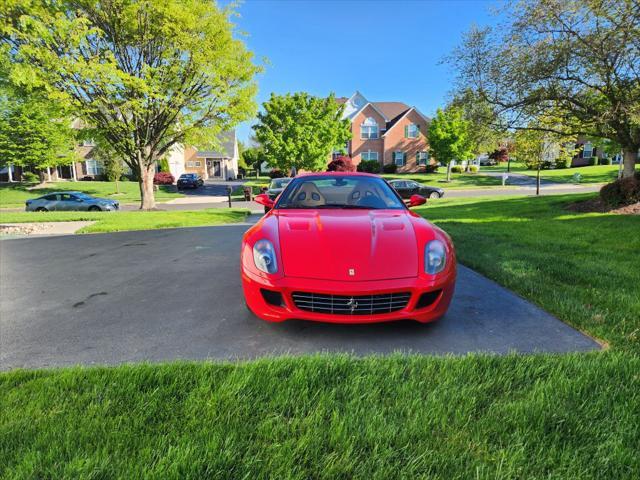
[1,0,260,209]
[242,146,267,178]
[449,0,640,179]
[449,88,503,157]
[427,107,473,182]
[513,116,578,194]
[0,90,76,181]
[253,92,351,173]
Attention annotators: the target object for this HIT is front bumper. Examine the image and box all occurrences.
[242,268,456,323]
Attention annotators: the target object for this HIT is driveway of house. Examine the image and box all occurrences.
[0,224,599,370]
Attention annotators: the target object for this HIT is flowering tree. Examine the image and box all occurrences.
[327,155,356,172]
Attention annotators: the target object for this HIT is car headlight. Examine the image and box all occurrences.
[425,240,446,274]
[253,239,278,274]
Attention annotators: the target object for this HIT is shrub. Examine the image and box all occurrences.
[599,157,613,165]
[425,164,439,173]
[21,171,40,183]
[599,172,640,207]
[327,155,356,172]
[268,169,284,179]
[153,172,175,185]
[488,146,509,163]
[587,157,597,166]
[555,158,569,169]
[158,158,170,172]
[382,163,397,174]
[468,165,479,173]
[451,165,464,174]
[357,159,381,173]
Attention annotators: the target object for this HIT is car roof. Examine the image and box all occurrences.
[295,171,379,178]
[40,191,84,195]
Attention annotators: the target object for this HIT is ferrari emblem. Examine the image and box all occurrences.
[347,297,358,313]
[348,268,355,276]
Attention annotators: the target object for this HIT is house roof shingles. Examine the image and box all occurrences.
[196,131,236,158]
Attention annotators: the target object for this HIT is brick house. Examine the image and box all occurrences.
[336,91,433,172]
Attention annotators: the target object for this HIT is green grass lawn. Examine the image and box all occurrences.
[382,171,508,189]
[518,164,633,184]
[2,193,639,478]
[2,352,638,479]
[418,194,639,350]
[0,181,183,208]
[0,209,249,233]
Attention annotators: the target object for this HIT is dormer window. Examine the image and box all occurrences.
[361,117,379,139]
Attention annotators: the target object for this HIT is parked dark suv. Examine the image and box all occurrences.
[177,173,204,189]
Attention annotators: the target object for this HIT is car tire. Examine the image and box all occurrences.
[429,191,440,199]
[88,206,102,212]
[35,207,48,212]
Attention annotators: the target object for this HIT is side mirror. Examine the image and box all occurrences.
[408,194,427,208]
[254,193,275,209]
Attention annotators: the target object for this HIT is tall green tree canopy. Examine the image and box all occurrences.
[253,92,351,173]
[449,0,640,178]
[1,0,260,208]
[449,88,504,156]
[428,107,473,181]
[0,89,76,174]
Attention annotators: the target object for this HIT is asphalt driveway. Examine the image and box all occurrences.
[0,223,599,370]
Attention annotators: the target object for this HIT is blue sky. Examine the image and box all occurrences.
[230,0,502,141]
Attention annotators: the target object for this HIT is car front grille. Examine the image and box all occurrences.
[291,291,411,315]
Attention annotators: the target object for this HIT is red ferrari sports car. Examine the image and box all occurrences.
[241,172,456,323]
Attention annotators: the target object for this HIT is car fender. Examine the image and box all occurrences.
[241,212,285,280]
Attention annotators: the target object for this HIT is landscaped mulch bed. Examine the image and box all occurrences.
[565,198,640,215]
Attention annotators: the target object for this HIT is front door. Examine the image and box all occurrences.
[207,159,222,177]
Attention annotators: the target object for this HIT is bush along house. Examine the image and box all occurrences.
[335,91,433,173]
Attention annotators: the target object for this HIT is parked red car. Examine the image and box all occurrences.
[241,172,456,324]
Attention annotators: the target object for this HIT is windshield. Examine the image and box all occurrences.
[275,175,405,210]
[269,178,291,189]
[180,174,196,179]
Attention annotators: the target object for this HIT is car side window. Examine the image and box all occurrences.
[393,181,406,188]
[59,194,74,201]
[408,181,418,188]
[43,194,59,201]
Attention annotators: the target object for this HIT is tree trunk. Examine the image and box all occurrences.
[536,163,541,195]
[139,164,156,210]
[7,163,13,182]
[446,162,452,182]
[622,147,637,178]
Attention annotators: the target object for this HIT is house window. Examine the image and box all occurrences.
[582,143,593,158]
[417,151,429,165]
[394,151,405,166]
[361,117,379,139]
[187,161,195,167]
[361,151,379,162]
[405,124,419,138]
[85,159,103,175]
[195,161,201,167]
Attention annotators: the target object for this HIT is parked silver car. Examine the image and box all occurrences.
[25,192,119,212]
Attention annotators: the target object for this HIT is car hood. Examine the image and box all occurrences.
[277,210,419,281]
